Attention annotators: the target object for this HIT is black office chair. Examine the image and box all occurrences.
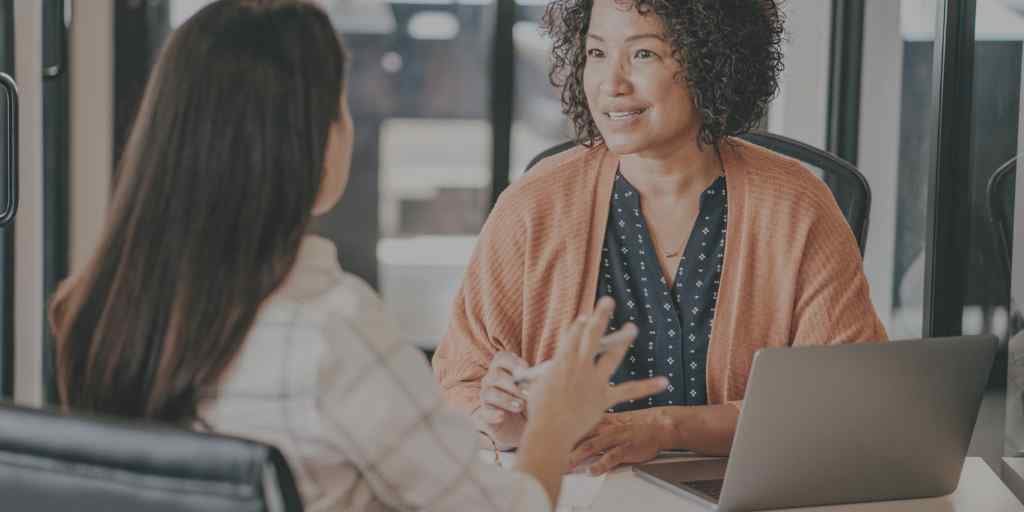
[0,402,303,512]
[524,132,872,254]
[988,155,1016,278]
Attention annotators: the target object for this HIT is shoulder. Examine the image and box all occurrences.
[314,272,406,359]
[258,267,407,369]
[305,274,439,433]
[725,137,840,220]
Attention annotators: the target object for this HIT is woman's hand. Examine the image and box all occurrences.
[525,298,668,447]
[473,352,530,450]
[515,297,668,504]
[568,409,670,475]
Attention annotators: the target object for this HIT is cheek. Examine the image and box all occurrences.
[652,82,696,122]
[583,67,600,103]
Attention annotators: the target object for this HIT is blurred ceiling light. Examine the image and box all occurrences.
[171,0,398,34]
[381,51,404,73]
[315,0,397,35]
[902,0,1024,41]
[407,11,461,40]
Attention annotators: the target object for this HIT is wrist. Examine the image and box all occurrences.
[493,436,519,452]
[517,422,575,507]
[653,406,685,449]
[521,419,576,455]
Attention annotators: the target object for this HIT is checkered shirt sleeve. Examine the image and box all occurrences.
[314,275,551,512]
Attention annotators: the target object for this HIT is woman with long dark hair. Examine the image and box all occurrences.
[49,1,665,510]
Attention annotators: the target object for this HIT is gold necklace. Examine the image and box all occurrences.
[658,172,724,259]
[662,235,687,258]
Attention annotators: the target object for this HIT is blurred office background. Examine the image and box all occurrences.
[4,0,1024,476]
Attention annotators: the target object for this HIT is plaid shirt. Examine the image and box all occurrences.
[199,236,549,512]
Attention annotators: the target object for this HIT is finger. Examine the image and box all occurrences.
[573,418,611,449]
[595,323,638,375]
[557,316,587,357]
[581,298,616,360]
[475,405,505,425]
[487,370,528,400]
[589,446,627,475]
[606,377,669,409]
[481,387,526,414]
[491,351,529,373]
[569,431,622,468]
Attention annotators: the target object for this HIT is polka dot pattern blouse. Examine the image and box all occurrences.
[598,170,728,412]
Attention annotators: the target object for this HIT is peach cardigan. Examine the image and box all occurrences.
[433,139,888,414]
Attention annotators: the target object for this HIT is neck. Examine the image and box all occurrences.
[617,138,722,201]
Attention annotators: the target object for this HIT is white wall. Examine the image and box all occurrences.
[13,0,42,406]
[858,0,905,332]
[70,0,113,271]
[768,0,831,150]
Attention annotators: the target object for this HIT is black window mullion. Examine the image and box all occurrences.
[826,0,864,166]
[489,0,515,208]
[923,0,976,338]
[42,0,69,404]
[0,0,13,401]
[0,226,11,400]
[113,0,169,185]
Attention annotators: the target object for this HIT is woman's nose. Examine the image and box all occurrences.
[599,62,632,97]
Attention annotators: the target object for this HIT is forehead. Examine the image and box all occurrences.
[588,0,667,37]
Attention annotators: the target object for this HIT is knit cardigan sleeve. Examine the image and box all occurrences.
[724,174,888,410]
[789,191,888,347]
[432,193,528,417]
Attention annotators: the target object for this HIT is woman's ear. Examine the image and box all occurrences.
[312,96,354,216]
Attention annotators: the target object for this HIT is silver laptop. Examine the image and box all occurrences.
[634,336,997,511]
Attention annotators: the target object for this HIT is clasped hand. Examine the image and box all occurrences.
[569,408,667,475]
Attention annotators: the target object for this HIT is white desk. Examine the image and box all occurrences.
[562,457,1022,511]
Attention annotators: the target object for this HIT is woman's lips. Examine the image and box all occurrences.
[605,108,647,120]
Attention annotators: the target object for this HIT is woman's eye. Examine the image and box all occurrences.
[587,48,605,58]
[634,49,655,60]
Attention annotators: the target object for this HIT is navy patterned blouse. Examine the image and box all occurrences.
[598,170,728,412]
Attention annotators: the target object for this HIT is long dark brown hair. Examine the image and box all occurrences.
[50,0,347,423]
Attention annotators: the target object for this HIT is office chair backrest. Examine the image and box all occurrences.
[987,155,1016,278]
[0,402,303,512]
[524,132,872,254]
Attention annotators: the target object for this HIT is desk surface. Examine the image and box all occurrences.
[567,457,1021,511]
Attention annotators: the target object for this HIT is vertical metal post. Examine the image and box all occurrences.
[42,0,69,404]
[490,0,515,207]
[923,0,976,337]
[827,0,865,165]
[0,0,15,401]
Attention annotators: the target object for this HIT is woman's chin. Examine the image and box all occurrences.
[602,136,651,156]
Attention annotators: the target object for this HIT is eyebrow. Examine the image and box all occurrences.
[587,33,666,43]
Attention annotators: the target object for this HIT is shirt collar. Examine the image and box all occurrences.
[613,169,727,212]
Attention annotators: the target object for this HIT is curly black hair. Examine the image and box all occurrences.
[541,0,785,148]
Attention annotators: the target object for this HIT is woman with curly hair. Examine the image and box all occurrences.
[434,0,887,474]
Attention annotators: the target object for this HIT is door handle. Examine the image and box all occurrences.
[0,72,17,227]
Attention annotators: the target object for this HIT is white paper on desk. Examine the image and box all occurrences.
[557,466,607,510]
[479,451,608,509]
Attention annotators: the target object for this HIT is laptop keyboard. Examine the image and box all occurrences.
[684,479,725,501]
